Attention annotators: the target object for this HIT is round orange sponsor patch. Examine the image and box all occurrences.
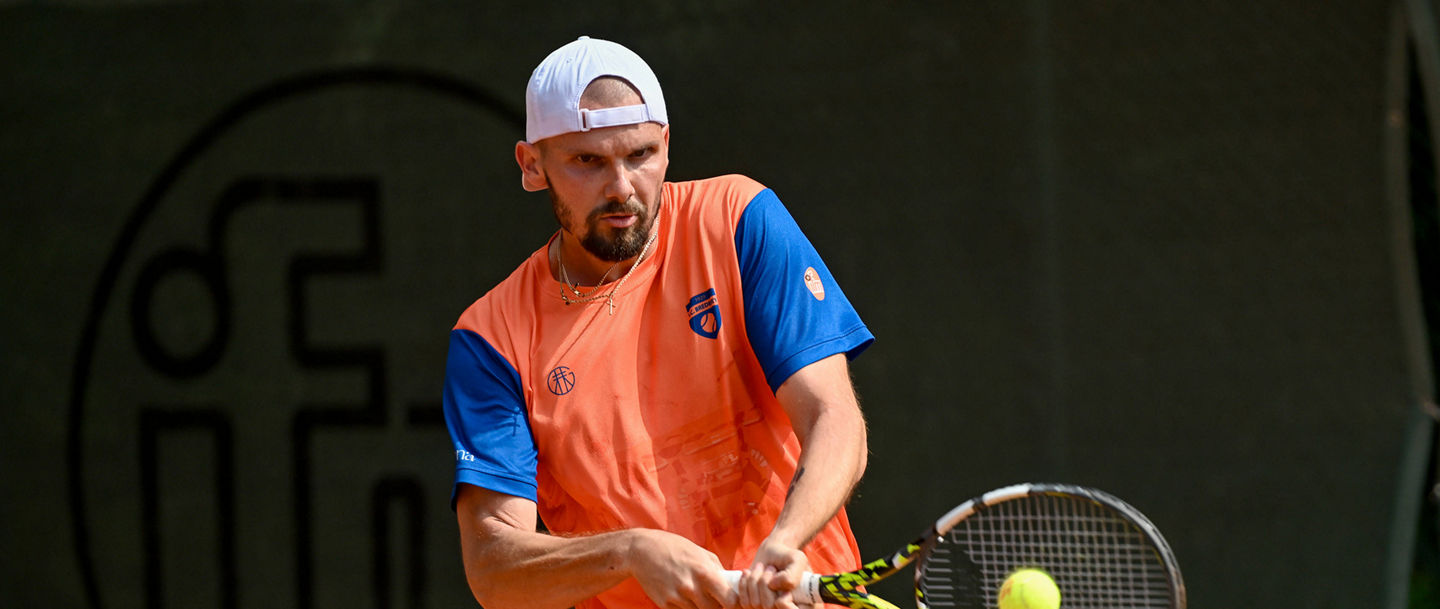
[803,267,826,301]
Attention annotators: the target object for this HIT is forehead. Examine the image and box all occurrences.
[580,76,645,107]
[539,121,666,156]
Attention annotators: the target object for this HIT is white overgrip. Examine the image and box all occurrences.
[721,570,824,605]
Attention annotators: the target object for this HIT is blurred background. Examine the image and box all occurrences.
[2,1,1438,608]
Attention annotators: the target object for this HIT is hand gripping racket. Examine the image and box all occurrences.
[725,483,1186,609]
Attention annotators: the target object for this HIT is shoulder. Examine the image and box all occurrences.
[454,244,548,349]
[666,174,768,209]
[665,175,773,229]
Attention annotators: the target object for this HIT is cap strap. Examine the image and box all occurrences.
[579,104,650,131]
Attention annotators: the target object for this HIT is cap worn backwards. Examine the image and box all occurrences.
[524,36,668,143]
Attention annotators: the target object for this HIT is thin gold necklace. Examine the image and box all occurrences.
[558,252,621,300]
[557,208,660,315]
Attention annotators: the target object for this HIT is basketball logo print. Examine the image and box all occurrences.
[803,267,826,301]
[547,366,576,395]
[687,288,721,339]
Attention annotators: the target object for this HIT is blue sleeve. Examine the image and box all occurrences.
[736,189,875,392]
[443,328,538,504]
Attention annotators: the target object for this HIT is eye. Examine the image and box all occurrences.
[630,147,653,159]
[575,154,598,165]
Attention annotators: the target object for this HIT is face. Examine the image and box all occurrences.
[519,121,670,263]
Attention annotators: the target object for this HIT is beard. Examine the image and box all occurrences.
[551,193,656,262]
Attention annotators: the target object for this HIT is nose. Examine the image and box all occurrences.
[602,162,637,204]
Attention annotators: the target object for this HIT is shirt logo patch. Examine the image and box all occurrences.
[803,267,826,301]
[687,288,722,339]
[546,366,576,395]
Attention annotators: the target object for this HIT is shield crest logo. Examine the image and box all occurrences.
[687,289,721,339]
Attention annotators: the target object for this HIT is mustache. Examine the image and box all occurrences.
[587,198,645,221]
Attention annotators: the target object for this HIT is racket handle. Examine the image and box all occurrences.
[720,570,822,605]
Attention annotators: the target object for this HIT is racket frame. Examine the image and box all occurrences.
[917,483,1187,609]
[726,482,1186,609]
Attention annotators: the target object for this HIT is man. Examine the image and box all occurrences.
[443,36,874,609]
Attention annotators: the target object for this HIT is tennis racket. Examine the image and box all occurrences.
[724,482,1185,609]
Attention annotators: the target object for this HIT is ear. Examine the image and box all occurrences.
[515,140,549,192]
[658,124,672,169]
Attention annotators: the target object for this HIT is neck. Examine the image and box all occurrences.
[551,236,630,287]
[550,208,662,314]
[554,203,663,287]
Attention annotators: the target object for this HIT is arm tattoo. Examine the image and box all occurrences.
[787,466,806,496]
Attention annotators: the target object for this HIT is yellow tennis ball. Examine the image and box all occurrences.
[997,568,1061,609]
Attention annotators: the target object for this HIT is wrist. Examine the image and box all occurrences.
[618,528,664,575]
[763,517,812,552]
[616,529,644,575]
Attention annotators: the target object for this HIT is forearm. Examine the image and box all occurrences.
[737,356,867,607]
[461,522,637,609]
[768,400,867,548]
[458,485,734,609]
[768,353,869,549]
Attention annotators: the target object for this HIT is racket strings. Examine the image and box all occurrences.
[919,495,1173,609]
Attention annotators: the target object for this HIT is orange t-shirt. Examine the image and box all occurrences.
[444,175,874,609]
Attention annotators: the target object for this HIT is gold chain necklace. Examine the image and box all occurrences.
[557,208,660,315]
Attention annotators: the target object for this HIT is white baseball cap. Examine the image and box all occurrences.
[524,36,668,143]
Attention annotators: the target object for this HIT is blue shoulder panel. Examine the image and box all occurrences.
[443,328,538,504]
[736,189,875,392]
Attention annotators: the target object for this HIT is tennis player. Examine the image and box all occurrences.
[443,36,874,609]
